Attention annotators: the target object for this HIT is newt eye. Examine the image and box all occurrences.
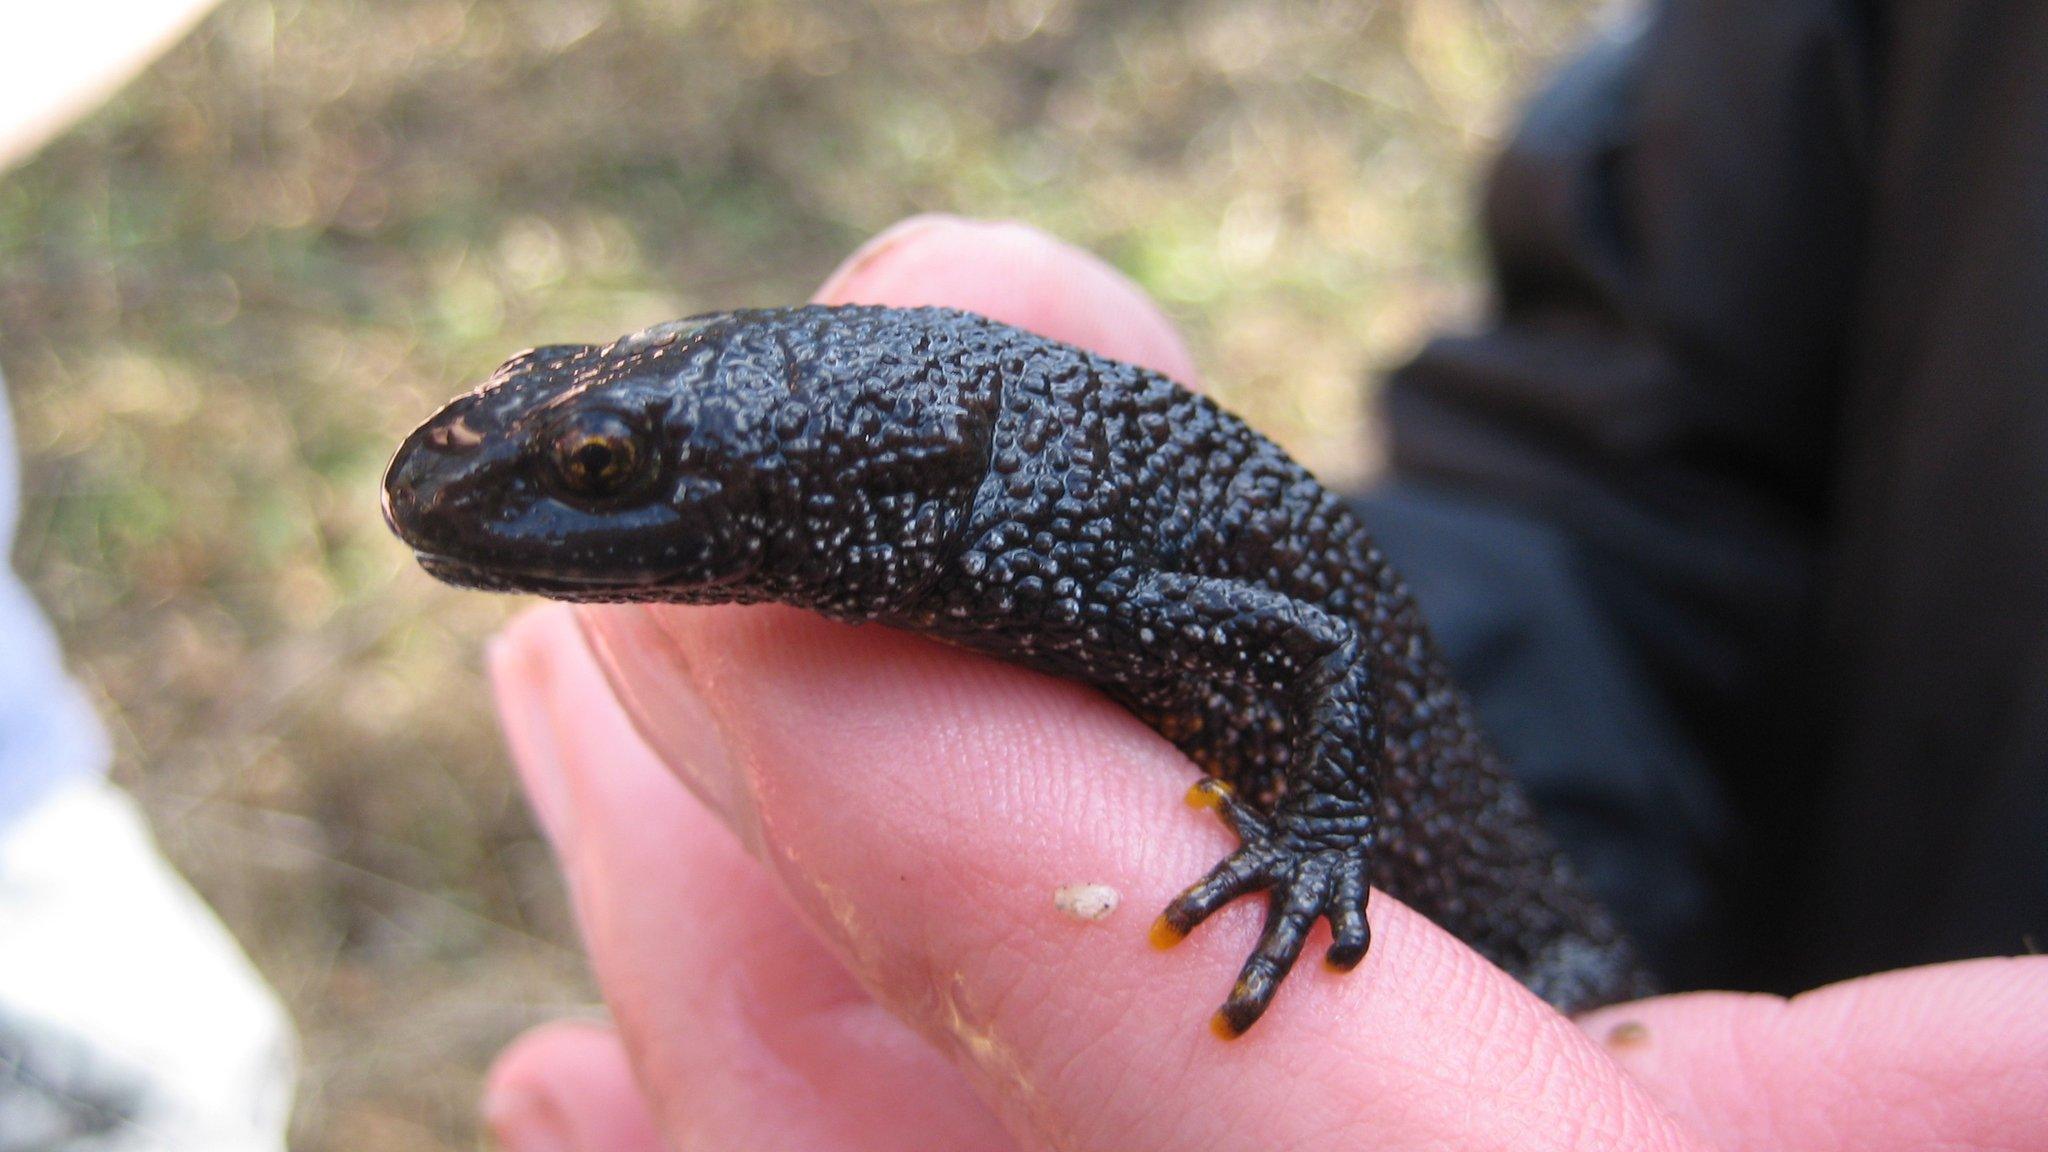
[547,411,648,500]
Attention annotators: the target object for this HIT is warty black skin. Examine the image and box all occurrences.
[383,304,1653,1034]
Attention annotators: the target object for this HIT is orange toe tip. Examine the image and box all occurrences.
[1209,1011,1245,1041]
[1149,916,1187,949]
[1184,779,1233,810]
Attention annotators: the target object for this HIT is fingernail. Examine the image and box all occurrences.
[813,213,973,304]
[574,606,755,837]
[483,1086,571,1152]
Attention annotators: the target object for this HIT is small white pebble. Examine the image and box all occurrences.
[1053,883,1120,921]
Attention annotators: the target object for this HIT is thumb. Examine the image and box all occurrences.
[1578,957,2048,1151]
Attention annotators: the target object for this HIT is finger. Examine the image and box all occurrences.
[812,214,1203,387]
[576,602,1708,1151]
[490,604,1016,1152]
[484,1021,665,1152]
[1579,956,2048,1152]
[572,219,1706,1150]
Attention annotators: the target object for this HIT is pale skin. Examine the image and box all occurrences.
[479,216,2048,1152]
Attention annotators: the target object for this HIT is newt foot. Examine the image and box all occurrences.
[1158,783,1373,1035]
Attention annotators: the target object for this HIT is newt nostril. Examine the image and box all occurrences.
[380,458,421,538]
[424,413,486,452]
[381,432,463,545]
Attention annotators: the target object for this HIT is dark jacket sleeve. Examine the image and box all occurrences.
[1356,1,1876,987]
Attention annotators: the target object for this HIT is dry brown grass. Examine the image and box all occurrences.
[0,1,1597,1145]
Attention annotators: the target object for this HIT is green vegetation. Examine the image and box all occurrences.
[0,1,1593,1145]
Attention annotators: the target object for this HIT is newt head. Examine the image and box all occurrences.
[383,306,997,606]
[382,314,783,601]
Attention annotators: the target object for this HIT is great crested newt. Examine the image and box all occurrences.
[382,304,1652,1034]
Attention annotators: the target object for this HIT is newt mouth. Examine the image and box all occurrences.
[405,553,614,594]
[409,549,761,600]
[411,552,656,597]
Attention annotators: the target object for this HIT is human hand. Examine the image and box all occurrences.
[477,217,2048,1152]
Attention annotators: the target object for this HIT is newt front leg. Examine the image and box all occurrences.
[1101,571,1384,1035]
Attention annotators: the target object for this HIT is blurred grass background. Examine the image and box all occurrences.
[0,0,1601,1146]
